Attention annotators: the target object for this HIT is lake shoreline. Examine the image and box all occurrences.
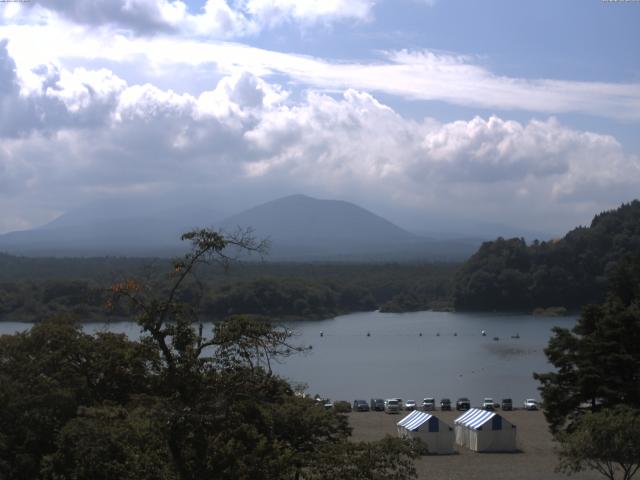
[0,306,580,325]
[1,310,577,401]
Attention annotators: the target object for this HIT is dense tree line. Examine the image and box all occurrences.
[0,259,456,322]
[454,200,640,311]
[202,278,376,319]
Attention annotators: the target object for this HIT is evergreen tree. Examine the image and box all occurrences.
[534,255,640,433]
[556,406,640,480]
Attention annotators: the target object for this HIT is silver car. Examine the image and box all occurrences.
[405,400,416,411]
[385,399,401,414]
[422,397,436,411]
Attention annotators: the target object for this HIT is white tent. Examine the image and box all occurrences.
[454,408,517,452]
[396,410,455,454]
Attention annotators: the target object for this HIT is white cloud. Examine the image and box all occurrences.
[0,40,125,137]
[0,37,637,234]
[2,18,638,121]
[241,89,639,199]
[244,0,375,26]
[16,0,374,38]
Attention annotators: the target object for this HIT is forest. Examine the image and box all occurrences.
[453,200,640,311]
[0,257,456,322]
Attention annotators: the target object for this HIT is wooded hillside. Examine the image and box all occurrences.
[454,200,640,311]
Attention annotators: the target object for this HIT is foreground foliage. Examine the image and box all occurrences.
[536,254,640,480]
[534,255,640,434]
[556,406,640,480]
[0,229,421,480]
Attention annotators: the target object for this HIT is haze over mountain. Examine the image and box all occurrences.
[220,194,416,252]
[0,194,481,260]
[0,197,224,257]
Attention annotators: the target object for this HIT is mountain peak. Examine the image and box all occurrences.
[220,195,417,258]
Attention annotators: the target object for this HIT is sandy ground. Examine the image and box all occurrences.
[348,409,602,480]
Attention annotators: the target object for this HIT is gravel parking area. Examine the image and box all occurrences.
[348,410,601,480]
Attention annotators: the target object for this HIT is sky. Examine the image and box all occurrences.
[0,0,639,236]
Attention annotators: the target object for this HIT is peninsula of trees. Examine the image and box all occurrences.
[454,200,640,312]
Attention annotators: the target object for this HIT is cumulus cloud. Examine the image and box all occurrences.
[18,0,374,38]
[241,90,639,200]
[3,18,638,121]
[244,0,375,26]
[0,38,637,234]
[0,40,125,137]
[34,0,185,35]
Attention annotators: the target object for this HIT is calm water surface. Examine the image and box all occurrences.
[0,310,575,406]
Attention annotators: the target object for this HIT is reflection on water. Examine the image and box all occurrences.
[482,343,538,359]
[0,310,576,406]
[276,310,575,404]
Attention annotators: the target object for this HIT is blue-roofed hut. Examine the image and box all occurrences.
[396,411,454,454]
[454,408,517,452]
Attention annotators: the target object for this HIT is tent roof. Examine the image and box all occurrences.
[454,408,499,430]
[397,410,433,431]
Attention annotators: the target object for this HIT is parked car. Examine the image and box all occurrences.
[440,398,452,411]
[393,398,404,410]
[422,397,436,411]
[384,399,401,414]
[353,399,370,412]
[323,400,334,409]
[501,398,513,411]
[482,397,495,410]
[370,398,385,411]
[405,400,416,411]
[456,397,471,411]
[524,399,538,410]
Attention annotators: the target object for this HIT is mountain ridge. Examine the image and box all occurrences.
[0,194,476,260]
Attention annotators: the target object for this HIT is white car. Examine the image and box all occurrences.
[482,397,495,410]
[405,400,416,411]
[422,397,436,411]
[524,399,538,410]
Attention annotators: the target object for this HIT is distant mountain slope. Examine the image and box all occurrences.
[0,199,223,257]
[453,200,640,311]
[218,194,477,260]
[220,194,416,246]
[0,194,480,260]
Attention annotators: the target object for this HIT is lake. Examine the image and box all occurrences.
[0,310,576,406]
